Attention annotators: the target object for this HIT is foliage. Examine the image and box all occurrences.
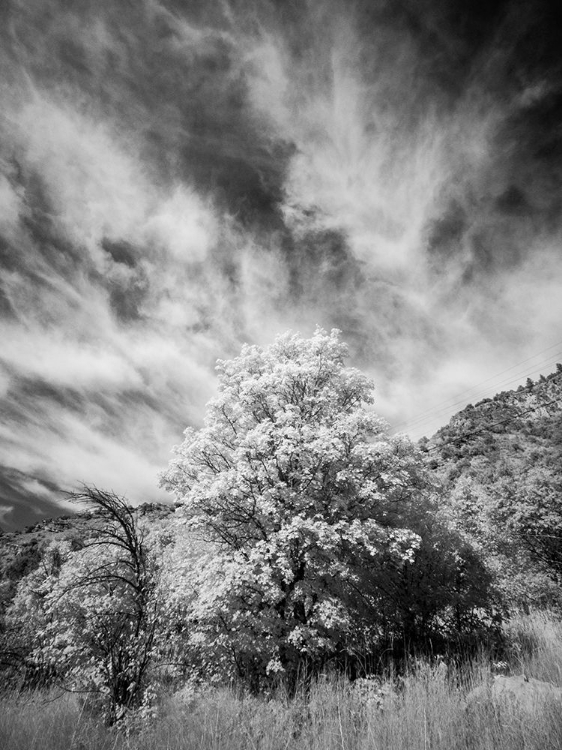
[430,369,562,608]
[501,471,562,582]
[4,489,181,724]
[3,611,562,750]
[161,329,496,688]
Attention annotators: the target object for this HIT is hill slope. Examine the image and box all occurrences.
[425,367,562,466]
[425,367,562,606]
[0,502,175,622]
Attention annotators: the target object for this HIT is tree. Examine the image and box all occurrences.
[5,488,175,724]
[440,463,562,610]
[161,329,475,687]
[500,471,562,586]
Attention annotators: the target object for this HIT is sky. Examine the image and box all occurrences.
[1,0,562,530]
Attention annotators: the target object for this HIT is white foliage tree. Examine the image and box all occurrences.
[160,329,432,686]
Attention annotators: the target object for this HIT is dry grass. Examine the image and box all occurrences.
[2,611,562,750]
[503,609,562,683]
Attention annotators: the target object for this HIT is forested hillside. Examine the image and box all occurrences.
[424,366,562,608]
[0,502,173,588]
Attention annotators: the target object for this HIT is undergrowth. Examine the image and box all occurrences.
[2,610,562,750]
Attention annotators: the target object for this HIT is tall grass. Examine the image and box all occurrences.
[2,611,562,750]
[503,609,562,683]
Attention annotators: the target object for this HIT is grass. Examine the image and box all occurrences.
[2,611,562,750]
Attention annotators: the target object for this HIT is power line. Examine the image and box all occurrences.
[422,377,562,454]
[402,356,562,437]
[393,340,562,433]
[396,355,562,438]
[397,358,562,435]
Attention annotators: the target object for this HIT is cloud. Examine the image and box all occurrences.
[0,172,23,233]
[2,0,562,525]
[235,0,562,432]
[6,94,216,266]
[0,324,143,391]
[0,410,171,511]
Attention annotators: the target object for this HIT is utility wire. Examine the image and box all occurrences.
[393,340,562,433]
[423,375,562,454]
[401,355,562,437]
[396,356,562,434]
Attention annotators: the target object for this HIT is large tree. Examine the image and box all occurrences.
[162,329,484,686]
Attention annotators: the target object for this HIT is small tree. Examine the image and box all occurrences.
[162,329,462,687]
[6,488,171,723]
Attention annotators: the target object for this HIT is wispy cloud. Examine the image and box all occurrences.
[1,0,562,527]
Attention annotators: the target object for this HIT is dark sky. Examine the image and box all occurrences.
[1,0,562,529]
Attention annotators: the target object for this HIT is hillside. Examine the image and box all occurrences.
[424,366,562,606]
[0,502,175,621]
[425,366,562,465]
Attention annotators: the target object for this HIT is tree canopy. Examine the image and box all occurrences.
[161,329,492,687]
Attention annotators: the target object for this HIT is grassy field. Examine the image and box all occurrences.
[2,611,562,750]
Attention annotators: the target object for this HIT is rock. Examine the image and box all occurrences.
[466,674,562,714]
